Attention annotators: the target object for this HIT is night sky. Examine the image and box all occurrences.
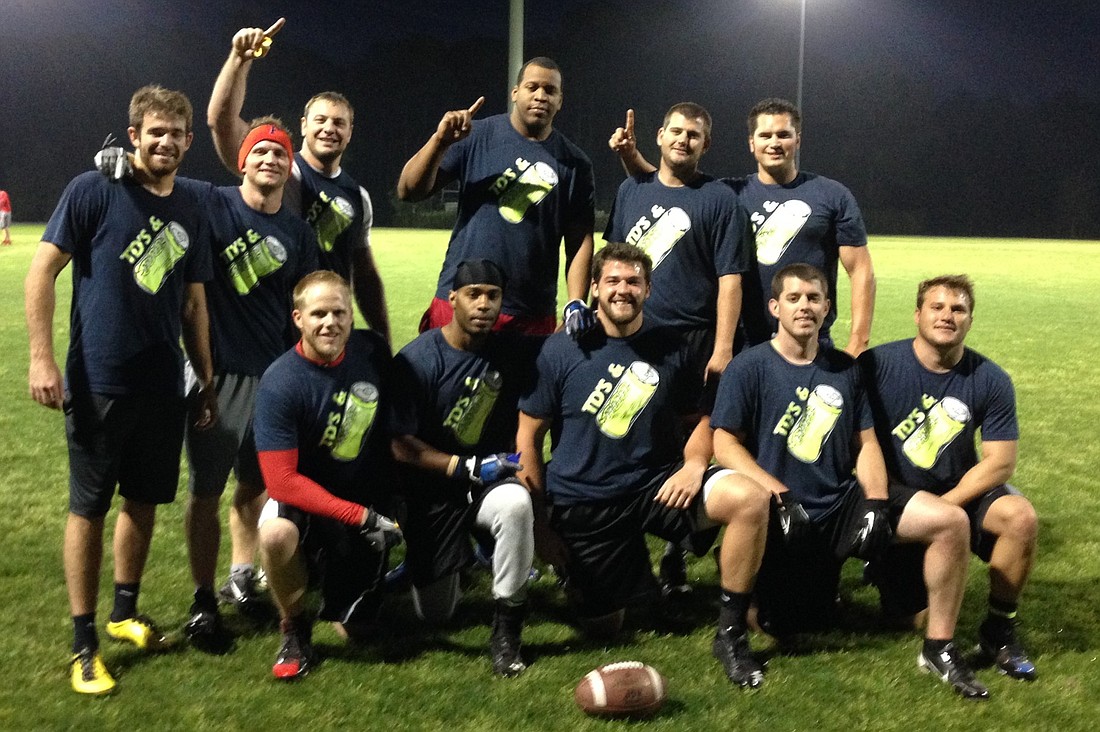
[3,0,1098,237]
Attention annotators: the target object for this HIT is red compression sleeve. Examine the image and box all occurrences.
[258,448,366,527]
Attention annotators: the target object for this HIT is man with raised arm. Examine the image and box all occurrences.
[860,274,1038,681]
[26,85,217,695]
[711,263,989,700]
[397,57,595,335]
[206,18,390,345]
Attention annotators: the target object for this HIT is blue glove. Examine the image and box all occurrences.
[850,498,893,560]
[562,299,596,339]
[93,134,131,182]
[776,492,813,545]
[457,452,522,486]
[360,509,403,551]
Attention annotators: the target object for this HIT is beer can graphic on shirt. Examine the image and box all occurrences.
[133,221,189,294]
[636,206,691,269]
[497,161,558,224]
[230,236,287,295]
[315,196,355,252]
[595,361,660,439]
[902,397,970,470]
[331,382,379,461]
[787,384,843,463]
[755,199,811,265]
[452,370,503,447]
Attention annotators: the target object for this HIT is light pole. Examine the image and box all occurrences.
[509,0,524,107]
[796,0,806,113]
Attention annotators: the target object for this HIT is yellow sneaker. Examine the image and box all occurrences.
[106,615,169,651]
[70,648,116,695]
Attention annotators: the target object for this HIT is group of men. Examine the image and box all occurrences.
[25,18,1036,704]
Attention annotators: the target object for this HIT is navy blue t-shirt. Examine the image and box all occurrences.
[206,187,319,376]
[290,153,368,280]
[712,342,873,519]
[519,323,699,505]
[42,172,214,396]
[254,330,392,505]
[729,172,867,345]
[435,114,596,318]
[605,172,749,329]
[390,328,543,455]
[860,339,1018,494]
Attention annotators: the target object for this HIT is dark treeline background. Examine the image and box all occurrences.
[2,0,1097,238]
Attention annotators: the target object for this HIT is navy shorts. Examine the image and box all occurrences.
[66,391,186,518]
[549,465,723,617]
[872,484,1023,618]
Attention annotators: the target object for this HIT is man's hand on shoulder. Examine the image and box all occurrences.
[93,134,131,182]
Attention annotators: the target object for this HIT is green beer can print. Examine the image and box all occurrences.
[331,382,379,461]
[497,161,558,223]
[316,196,355,252]
[133,221,189,294]
[596,361,660,439]
[636,206,691,269]
[787,384,843,463]
[755,200,811,265]
[452,370,502,447]
[230,236,288,295]
[902,397,970,469]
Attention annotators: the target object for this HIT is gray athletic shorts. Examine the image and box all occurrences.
[185,371,262,497]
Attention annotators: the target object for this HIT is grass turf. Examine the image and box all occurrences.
[1,224,1098,729]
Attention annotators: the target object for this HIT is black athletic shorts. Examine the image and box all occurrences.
[549,465,723,617]
[66,391,187,518]
[402,476,499,587]
[755,481,915,635]
[276,502,388,625]
[871,484,1023,619]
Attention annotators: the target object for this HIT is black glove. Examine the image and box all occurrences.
[850,498,893,560]
[360,509,402,551]
[776,492,813,545]
[562,299,596,339]
[93,134,131,182]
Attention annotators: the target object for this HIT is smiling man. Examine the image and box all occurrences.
[398,57,595,335]
[253,271,400,680]
[711,263,989,699]
[516,242,772,689]
[181,118,320,650]
[207,19,390,344]
[860,275,1038,682]
[26,85,217,694]
[389,259,542,677]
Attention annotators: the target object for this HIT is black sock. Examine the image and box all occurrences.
[718,589,751,635]
[923,637,953,655]
[73,613,98,654]
[110,582,140,622]
[983,595,1018,637]
[193,586,218,613]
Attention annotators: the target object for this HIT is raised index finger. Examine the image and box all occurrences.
[467,96,486,117]
[262,17,286,37]
[625,108,635,136]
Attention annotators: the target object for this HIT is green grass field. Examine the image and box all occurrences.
[1,224,1098,730]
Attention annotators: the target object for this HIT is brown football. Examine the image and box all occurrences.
[573,661,668,718]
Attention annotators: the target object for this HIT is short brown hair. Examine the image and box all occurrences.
[664,102,712,140]
[771,263,828,300]
[747,97,801,136]
[129,85,193,134]
[516,56,561,86]
[916,274,975,313]
[592,242,652,285]
[302,92,354,124]
[293,270,351,310]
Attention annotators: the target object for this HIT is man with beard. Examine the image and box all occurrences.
[389,259,540,677]
[516,242,772,689]
[397,57,595,336]
[205,18,391,346]
[181,118,319,650]
[27,85,217,694]
[254,271,401,680]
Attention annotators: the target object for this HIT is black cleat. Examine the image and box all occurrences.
[918,642,990,700]
[977,623,1037,681]
[184,603,233,654]
[658,544,691,598]
[489,601,527,677]
[712,628,764,689]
